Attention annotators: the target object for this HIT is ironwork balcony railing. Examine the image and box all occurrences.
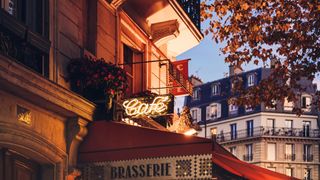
[0,9,50,77]
[216,127,320,143]
[285,154,296,161]
[243,154,253,161]
[303,154,313,162]
[177,0,201,30]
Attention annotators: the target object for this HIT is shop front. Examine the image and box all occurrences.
[78,122,296,180]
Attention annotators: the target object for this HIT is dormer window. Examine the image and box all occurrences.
[206,103,221,120]
[212,84,220,96]
[228,98,238,115]
[229,104,238,114]
[247,74,255,87]
[190,107,201,122]
[301,94,311,111]
[192,88,200,100]
[245,105,253,112]
[284,98,293,111]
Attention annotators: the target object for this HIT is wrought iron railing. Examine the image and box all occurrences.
[216,127,320,143]
[243,154,253,161]
[0,9,50,77]
[177,0,201,30]
[303,154,313,162]
[285,154,296,161]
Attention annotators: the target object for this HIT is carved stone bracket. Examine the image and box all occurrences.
[67,117,89,179]
[151,20,180,47]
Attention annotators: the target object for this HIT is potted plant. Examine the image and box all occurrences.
[67,56,128,110]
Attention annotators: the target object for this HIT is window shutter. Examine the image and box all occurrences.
[197,108,202,122]
[217,103,221,118]
[206,106,211,120]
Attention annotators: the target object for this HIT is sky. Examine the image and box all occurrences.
[174,27,319,112]
[177,35,258,83]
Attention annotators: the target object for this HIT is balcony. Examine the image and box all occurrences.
[303,154,313,162]
[285,154,296,161]
[216,127,320,143]
[243,154,253,161]
[0,9,50,77]
[177,0,200,30]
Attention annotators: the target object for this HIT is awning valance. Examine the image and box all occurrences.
[79,122,296,180]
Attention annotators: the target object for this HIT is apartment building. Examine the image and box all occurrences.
[187,67,319,180]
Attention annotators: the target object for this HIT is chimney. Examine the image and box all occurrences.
[271,59,280,69]
[229,65,243,76]
[229,65,234,76]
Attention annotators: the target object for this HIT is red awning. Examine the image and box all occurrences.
[79,121,212,162]
[79,121,296,180]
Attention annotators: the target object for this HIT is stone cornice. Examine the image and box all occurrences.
[0,55,96,121]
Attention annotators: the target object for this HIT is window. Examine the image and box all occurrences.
[0,0,49,77]
[285,144,295,161]
[303,121,311,137]
[246,120,254,137]
[285,120,293,129]
[245,105,253,112]
[301,95,311,111]
[267,119,275,134]
[244,144,253,161]
[229,104,238,115]
[303,144,312,162]
[123,44,144,96]
[229,146,236,156]
[211,84,220,96]
[265,100,276,110]
[190,108,201,122]
[247,74,255,87]
[284,98,293,111]
[193,88,200,100]
[206,103,221,120]
[304,169,311,180]
[230,123,237,140]
[267,143,276,161]
[4,0,49,36]
[285,168,293,177]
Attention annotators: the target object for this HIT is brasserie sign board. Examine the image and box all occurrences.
[82,154,212,180]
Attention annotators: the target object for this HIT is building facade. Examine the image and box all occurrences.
[0,0,201,179]
[187,67,320,180]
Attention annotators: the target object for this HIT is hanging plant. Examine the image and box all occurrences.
[67,56,128,109]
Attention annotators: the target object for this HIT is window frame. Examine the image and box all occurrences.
[230,123,237,140]
[211,83,220,96]
[192,88,200,100]
[247,73,255,87]
[301,94,312,111]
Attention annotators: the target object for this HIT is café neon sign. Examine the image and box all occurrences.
[123,95,172,117]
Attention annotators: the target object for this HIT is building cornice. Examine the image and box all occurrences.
[168,0,203,42]
[0,55,96,121]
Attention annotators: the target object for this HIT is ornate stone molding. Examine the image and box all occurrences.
[151,20,180,47]
[0,54,96,121]
[67,117,89,179]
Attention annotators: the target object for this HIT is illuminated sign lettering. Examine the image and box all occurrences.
[123,95,173,117]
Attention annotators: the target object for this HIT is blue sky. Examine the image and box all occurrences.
[177,35,258,83]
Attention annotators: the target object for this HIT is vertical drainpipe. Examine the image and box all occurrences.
[115,5,120,66]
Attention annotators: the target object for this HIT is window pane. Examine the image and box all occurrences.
[267,143,276,161]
